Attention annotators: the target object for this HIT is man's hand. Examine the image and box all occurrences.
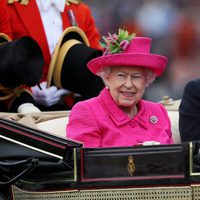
[31,82,70,106]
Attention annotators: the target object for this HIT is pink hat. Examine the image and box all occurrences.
[87,36,168,77]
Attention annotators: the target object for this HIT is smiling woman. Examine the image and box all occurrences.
[66,28,173,148]
[99,66,155,119]
[101,66,147,118]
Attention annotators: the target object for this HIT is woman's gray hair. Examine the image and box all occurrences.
[144,68,156,87]
[97,66,156,87]
[97,67,111,86]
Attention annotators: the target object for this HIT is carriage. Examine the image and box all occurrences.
[1,98,200,200]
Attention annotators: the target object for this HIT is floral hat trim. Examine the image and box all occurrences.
[100,29,136,55]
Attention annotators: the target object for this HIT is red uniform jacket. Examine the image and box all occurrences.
[7,0,101,82]
[0,0,12,38]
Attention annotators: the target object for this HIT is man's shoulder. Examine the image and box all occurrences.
[66,0,91,11]
[185,78,200,90]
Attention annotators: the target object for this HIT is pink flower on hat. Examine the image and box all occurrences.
[100,29,136,55]
[119,40,130,51]
[106,33,118,45]
[103,33,118,55]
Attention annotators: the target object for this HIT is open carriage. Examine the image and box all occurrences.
[1,98,200,200]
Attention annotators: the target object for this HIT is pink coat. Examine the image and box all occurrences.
[66,88,173,148]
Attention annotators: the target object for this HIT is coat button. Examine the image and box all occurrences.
[129,121,136,127]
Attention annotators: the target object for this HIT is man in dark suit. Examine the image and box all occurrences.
[179,79,200,141]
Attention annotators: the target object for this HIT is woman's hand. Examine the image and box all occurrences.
[142,141,160,146]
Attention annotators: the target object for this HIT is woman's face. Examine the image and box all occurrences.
[105,66,147,108]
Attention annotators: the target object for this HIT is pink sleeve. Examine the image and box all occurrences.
[66,102,101,148]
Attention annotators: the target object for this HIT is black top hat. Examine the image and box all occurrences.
[47,26,104,99]
[0,35,44,88]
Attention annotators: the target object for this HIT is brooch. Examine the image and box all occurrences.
[149,115,158,124]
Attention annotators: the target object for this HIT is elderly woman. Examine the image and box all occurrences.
[66,29,173,147]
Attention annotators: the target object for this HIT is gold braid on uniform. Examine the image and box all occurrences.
[0,85,32,101]
[8,0,81,6]
[66,0,81,5]
[8,0,30,5]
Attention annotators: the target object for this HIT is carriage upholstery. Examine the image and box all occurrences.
[160,97,181,144]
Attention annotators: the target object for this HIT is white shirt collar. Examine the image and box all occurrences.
[39,0,66,12]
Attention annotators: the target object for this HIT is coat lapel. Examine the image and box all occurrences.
[14,0,50,59]
[100,88,131,127]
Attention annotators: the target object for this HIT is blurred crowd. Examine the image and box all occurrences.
[84,0,200,101]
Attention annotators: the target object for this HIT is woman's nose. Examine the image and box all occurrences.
[124,76,133,88]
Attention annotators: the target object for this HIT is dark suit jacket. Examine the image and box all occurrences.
[179,78,200,141]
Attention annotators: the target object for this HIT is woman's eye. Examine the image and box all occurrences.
[132,75,142,79]
[118,74,126,77]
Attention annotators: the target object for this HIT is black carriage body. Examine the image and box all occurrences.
[0,117,82,194]
[1,117,200,199]
[77,143,190,188]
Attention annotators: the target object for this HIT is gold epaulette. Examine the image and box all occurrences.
[8,0,29,6]
[66,0,82,5]
[8,0,80,6]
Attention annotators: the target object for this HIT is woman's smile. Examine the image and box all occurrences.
[120,91,135,98]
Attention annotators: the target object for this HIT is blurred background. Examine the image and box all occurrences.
[84,0,200,102]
